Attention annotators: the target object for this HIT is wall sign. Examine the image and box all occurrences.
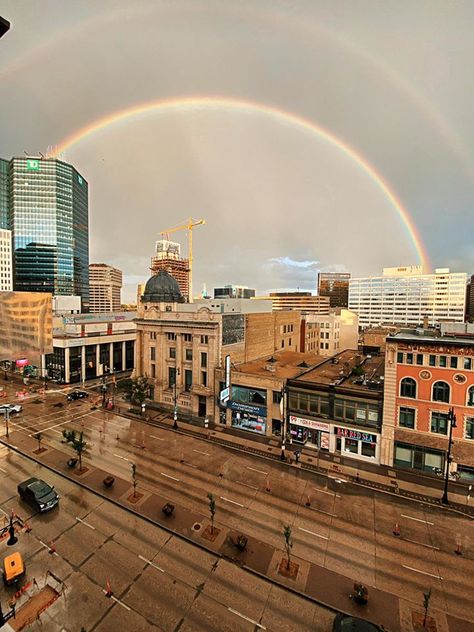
[227,400,266,417]
[289,415,330,432]
[335,427,376,443]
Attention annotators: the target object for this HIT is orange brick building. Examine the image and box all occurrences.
[381,330,474,481]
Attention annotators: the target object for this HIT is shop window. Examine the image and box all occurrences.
[457,464,474,482]
[344,439,358,454]
[184,370,192,392]
[416,354,424,365]
[464,358,472,370]
[399,407,415,429]
[185,349,193,361]
[400,377,417,398]
[271,419,282,435]
[450,356,458,369]
[465,417,474,440]
[432,381,450,403]
[467,386,474,407]
[150,347,155,361]
[361,442,376,458]
[431,411,448,435]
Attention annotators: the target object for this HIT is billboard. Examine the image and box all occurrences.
[0,292,53,367]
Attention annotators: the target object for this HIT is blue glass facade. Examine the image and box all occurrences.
[5,157,90,309]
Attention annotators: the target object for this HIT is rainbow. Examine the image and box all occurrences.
[49,96,430,270]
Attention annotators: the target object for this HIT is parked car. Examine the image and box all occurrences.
[18,477,59,512]
[332,614,384,632]
[0,403,22,414]
[3,552,25,586]
[67,390,88,401]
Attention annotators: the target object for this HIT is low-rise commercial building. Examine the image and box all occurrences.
[301,310,358,356]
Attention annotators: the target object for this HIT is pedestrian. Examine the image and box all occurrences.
[295,450,300,464]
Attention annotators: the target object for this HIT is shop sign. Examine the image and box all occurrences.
[289,415,330,432]
[320,433,330,450]
[220,387,230,404]
[15,359,28,367]
[227,400,266,417]
[335,427,376,443]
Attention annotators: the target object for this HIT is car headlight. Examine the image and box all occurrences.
[39,503,46,509]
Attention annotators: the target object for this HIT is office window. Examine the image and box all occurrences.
[184,369,192,391]
[185,349,193,361]
[201,352,207,368]
[169,347,176,359]
[399,407,415,429]
[416,354,424,365]
[150,347,155,361]
[431,411,448,435]
[150,331,157,340]
[201,371,207,386]
[465,418,474,440]
[450,356,458,369]
[432,381,450,403]
[400,377,417,398]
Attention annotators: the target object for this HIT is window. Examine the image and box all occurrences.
[273,391,282,404]
[201,352,207,368]
[320,332,325,339]
[200,335,209,344]
[150,331,157,340]
[320,342,324,349]
[185,349,193,361]
[201,371,207,386]
[416,354,424,365]
[166,332,176,341]
[150,347,155,361]
[406,353,413,365]
[432,381,450,403]
[169,347,176,359]
[325,343,329,349]
[465,417,474,440]
[464,358,472,370]
[400,377,417,398]
[429,355,436,367]
[450,356,458,369]
[399,407,415,429]
[281,340,285,348]
[468,385,474,406]
[397,352,404,363]
[151,364,156,378]
[289,338,292,346]
[168,367,176,388]
[431,411,448,435]
[439,356,447,368]
[283,325,287,333]
[184,370,192,391]
[184,333,192,342]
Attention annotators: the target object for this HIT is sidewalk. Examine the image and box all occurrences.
[3,427,473,632]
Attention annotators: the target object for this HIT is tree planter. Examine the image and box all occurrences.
[278,558,299,580]
[235,535,248,551]
[201,525,220,542]
[412,611,437,632]
[162,503,175,517]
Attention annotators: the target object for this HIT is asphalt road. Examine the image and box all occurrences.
[2,382,474,625]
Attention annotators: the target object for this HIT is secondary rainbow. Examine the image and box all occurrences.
[49,96,430,270]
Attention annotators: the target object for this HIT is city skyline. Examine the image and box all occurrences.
[1,1,472,303]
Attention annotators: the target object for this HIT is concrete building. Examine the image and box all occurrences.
[1,157,89,309]
[214,285,256,299]
[254,292,330,314]
[150,240,189,301]
[89,263,122,312]
[360,326,400,354]
[0,228,12,291]
[382,330,474,480]
[301,310,359,356]
[349,266,466,328]
[52,295,82,315]
[286,350,385,464]
[134,271,301,422]
[44,312,135,384]
[215,351,325,437]
[466,274,474,322]
[317,272,350,308]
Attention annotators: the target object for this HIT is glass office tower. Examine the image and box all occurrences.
[6,157,89,310]
[0,158,9,229]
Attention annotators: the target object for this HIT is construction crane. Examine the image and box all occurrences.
[160,217,205,303]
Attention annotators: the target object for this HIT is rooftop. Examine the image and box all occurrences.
[389,330,474,347]
[233,351,326,380]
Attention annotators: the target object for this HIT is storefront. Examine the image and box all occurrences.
[288,415,330,449]
[332,426,380,463]
[227,400,267,435]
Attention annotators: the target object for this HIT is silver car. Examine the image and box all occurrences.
[0,403,22,414]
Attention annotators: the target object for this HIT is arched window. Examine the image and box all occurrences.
[432,381,450,403]
[467,385,474,407]
[400,377,417,399]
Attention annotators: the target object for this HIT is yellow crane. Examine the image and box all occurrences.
[160,217,205,302]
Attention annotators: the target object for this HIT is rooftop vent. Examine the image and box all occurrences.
[265,363,276,372]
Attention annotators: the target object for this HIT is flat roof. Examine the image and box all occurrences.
[233,351,327,380]
[388,331,474,347]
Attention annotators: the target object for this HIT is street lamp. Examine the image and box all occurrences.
[173,368,180,429]
[3,408,9,439]
[279,385,286,461]
[441,407,457,505]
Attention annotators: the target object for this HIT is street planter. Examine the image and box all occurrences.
[103,476,115,489]
[162,503,175,517]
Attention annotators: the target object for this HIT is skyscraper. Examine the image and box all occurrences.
[317,272,351,308]
[89,263,123,312]
[0,229,12,291]
[150,239,189,301]
[3,157,90,309]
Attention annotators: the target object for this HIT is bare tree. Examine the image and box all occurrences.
[207,492,216,534]
[283,525,293,570]
[423,588,432,629]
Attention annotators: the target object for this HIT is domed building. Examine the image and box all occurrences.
[141,270,185,304]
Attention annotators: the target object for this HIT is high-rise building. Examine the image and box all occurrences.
[0,229,12,291]
[214,285,256,299]
[2,157,89,309]
[317,272,350,308]
[89,263,123,312]
[348,266,466,327]
[150,239,189,301]
[253,292,330,314]
[466,274,474,322]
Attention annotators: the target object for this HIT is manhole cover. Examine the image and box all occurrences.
[192,522,202,532]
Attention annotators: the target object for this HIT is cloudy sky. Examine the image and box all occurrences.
[1,1,473,301]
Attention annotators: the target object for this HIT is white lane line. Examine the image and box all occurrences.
[102,590,131,611]
[313,488,341,498]
[402,538,439,551]
[38,539,59,556]
[307,506,337,518]
[0,467,7,474]
[29,418,73,433]
[220,496,245,508]
[75,517,95,530]
[402,565,443,580]
[401,514,434,526]
[161,472,180,482]
[150,434,164,441]
[235,480,259,490]
[246,466,268,475]
[113,453,132,462]
[138,554,165,572]
[298,526,329,540]
[228,608,266,630]
[193,449,210,456]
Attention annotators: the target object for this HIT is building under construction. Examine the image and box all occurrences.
[150,240,190,301]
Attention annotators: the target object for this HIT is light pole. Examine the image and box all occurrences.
[279,385,286,461]
[173,368,180,430]
[3,408,9,439]
[441,407,457,505]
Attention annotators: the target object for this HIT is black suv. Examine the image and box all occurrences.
[67,390,88,401]
[18,478,59,512]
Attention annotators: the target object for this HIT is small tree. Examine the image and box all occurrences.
[34,432,42,451]
[283,525,293,570]
[130,376,149,407]
[422,588,432,629]
[131,462,137,498]
[207,493,216,534]
[63,429,88,472]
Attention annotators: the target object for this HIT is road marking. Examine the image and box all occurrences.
[220,496,245,508]
[401,514,434,526]
[246,466,268,475]
[102,590,131,611]
[138,554,165,572]
[193,449,210,456]
[38,539,59,556]
[313,488,341,498]
[401,537,439,550]
[298,526,328,540]
[113,453,132,462]
[235,480,259,490]
[150,434,164,441]
[307,506,337,518]
[161,472,180,482]
[75,517,95,530]
[0,467,7,474]
[228,608,266,629]
[402,565,443,580]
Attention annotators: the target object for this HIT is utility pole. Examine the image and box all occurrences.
[279,385,286,461]
[441,407,457,505]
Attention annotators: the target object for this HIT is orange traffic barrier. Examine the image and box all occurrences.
[265,476,271,493]
[48,541,56,555]
[23,521,32,533]
[455,542,462,556]
[105,579,113,598]
[392,523,401,537]
[305,495,311,507]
